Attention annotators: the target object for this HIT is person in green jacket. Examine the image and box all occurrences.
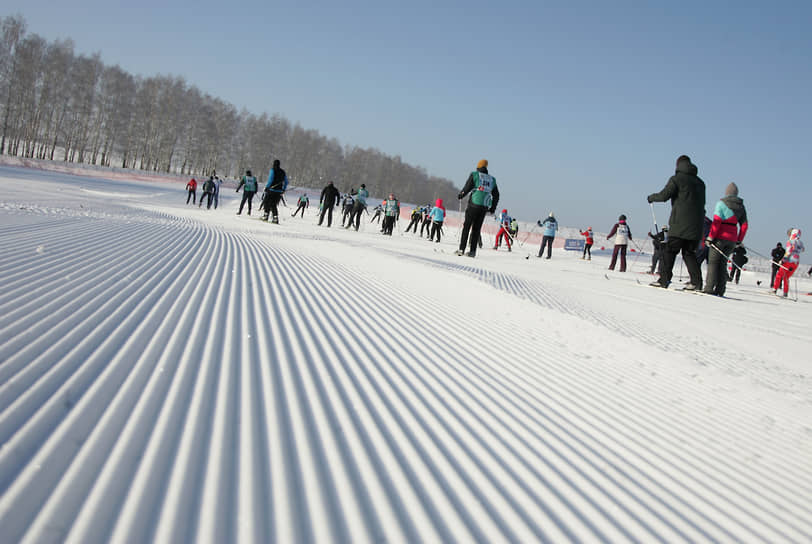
[236,170,258,215]
[456,159,499,257]
[647,155,706,290]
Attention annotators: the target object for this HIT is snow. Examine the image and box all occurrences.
[0,164,810,543]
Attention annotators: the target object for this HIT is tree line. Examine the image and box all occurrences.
[0,15,458,203]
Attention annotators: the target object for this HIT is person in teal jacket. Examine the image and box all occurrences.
[345,184,369,231]
[537,212,558,259]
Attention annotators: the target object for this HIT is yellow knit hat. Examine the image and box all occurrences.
[477,159,488,169]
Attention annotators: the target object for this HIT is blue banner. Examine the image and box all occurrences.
[564,238,585,251]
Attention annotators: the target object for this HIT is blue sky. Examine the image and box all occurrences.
[5,0,812,254]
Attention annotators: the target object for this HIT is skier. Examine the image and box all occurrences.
[580,227,594,260]
[456,159,499,257]
[292,193,309,217]
[405,207,421,233]
[381,193,400,235]
[318,181,341,227]
[695,216,713,266]
[607,214,632,272]
[236,170,258,215]
[493,209,513,251]
[509,218,519,239]
[773,229,804,297]
[420,205,433,238]
[703,182,748,296]
[261,159,288,223]
[648,226,667,274]
[428,198,446,242]
[345,184,369,230]
[185,178,197,204]
[647,155,706,290]
[770,242,785,287]
[730,245,748,284]
[211,176,223,209]
[341,192,355,227]
[199,176,216,209]
[370,202,384,224]
[537,212,558,259]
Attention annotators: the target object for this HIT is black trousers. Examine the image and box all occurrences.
[186,189,196,204]
[661,237,703,288]
[382,215,396,235]
[238,191,255,214]
[405,217,419,233]
[319,204,335,226]
[261,192,282,219]
[430,221,443,242]
[539,235,555,258]
[292,204,307,217]
[459,205,488,255]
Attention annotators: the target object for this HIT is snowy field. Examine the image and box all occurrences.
[0,165,811,543]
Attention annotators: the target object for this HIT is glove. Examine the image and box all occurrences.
[647,194,654,203]
[706,237,714,245]
[457,191,464,200]
[537,220,542,227]
[735,241,743,248]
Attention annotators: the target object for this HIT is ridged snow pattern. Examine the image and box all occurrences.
[0,209,811,543]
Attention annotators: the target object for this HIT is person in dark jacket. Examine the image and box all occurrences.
[456,159,499,257]
[199,176,216,209]
[771,242,786,287]
[405,207,421,233]
[647,155,706,290]
[704,182,748,296]
[236,170,258,215]
[261,159,288,223]
[648,226,667,274]
[318,181,341,227]
[730,246,748,284]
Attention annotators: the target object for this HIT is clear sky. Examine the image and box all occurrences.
[4,0,811,254]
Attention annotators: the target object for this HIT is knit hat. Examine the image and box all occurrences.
[477,159,488,169]
[725,182,739,196]
[549,211,554,217]
[676,155,691,167]
[619,214,626,221]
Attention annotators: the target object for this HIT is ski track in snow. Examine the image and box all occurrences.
[0,174,811,543]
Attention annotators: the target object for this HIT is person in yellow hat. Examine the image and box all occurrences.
[456,159,499,257]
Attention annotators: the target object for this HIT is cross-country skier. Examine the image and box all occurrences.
[428,198,446,242]
[493,209,513,251]
[537,212,558,259]
[730,245,748,284]
[212,176,222,209]
[292,193,309,217]
[345,184,369,230]
[260,159,288,223]
[607,214,632,272]
[580,227,594,260]
[773,229,804,297]
[648,226,667,273]
[704,182,748,296]
[647,155,706,290]
[405,207,421,233]
[420,205,433,238]
[456,159,499,257]
[341,192,355,227]
[236,170,258,215]
[185,178,197,204]
[770,242,785,287]
[370,202,384,224]
[199,176,216,209]
[382,193,400,235]
[318,181,341,227]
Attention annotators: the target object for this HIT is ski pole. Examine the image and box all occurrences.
[649,202,659,234]
[742,244,792,272]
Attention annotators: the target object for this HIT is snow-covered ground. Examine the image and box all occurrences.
[0,165,810,543]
